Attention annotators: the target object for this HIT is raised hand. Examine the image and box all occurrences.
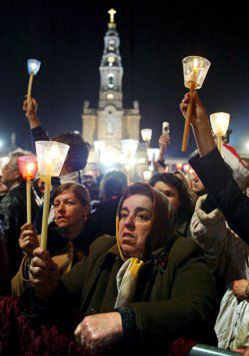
[159,133,170,159]
[22,95,41,129]
[180,92,216,157]
[232,279,249,301]
[180,92,209,127]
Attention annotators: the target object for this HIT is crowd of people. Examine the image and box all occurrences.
[0,93,248,355]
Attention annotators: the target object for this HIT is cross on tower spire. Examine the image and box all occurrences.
[108,8,116,23]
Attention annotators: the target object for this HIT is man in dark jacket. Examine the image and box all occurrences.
[91,170,127,236]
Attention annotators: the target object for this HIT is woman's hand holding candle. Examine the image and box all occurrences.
[180,92,216,157]
[29,247,59,300]
[19,223,39,257]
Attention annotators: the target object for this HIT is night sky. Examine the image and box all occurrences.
[1,1,249,159]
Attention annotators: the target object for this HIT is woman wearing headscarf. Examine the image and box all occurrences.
[0,182,217,355]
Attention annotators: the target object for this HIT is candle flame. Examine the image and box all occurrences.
[30,63,37,71]
[27,162,35,172]
[193,58,199,69]
[210,113,230,136]
[49,145,60,160]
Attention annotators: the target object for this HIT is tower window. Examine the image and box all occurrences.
[108,40,115,51]
[108,73,114,88]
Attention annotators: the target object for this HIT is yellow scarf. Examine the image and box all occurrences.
[114,257,144,308]
[115,216,144,308]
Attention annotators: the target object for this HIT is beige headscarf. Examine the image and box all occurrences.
[115,182,175,308]
[116,182,175,260]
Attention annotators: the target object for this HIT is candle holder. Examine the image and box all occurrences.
[18,155,38,224]
[121,139,138,185]
[27,59,41,100]
[147,148,160,160]
[210,112,230,152]
[94,140,105,174]
[35,141,69,250]
[181,56,211,152]
[141,129,152,148]
[143,170,153,182]
[121,139,139,158]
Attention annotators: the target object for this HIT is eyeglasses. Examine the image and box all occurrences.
[120,210,152,223]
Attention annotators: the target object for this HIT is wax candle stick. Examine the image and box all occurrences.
[26,179,32,224]
[181,56,211,152]
[40,174,51,250]
[181,82,196,152]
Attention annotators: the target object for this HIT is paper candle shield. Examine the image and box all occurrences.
[18,155,38,180]
[121,139,139,157]
[182,56,211,89]
[27,59,41,75]
[35,141,70,176]
[210,112,230,136]
[141,129,152,142]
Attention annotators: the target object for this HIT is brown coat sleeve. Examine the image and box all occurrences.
[11,254,31,297]
[11,244,73,297]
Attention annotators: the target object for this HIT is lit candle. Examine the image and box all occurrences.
[210,112,230,152]
[141,129,152,148]
[181,56,211,152]
[192,58,199,83]
[143,170,152,182]
[18,156,38,224]
[121,139,138,186]
[94,140,105,174]
[35,141,69,250]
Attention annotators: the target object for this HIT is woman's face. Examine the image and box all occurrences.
[118,194,153,258]
[191,174,205,194]
[154,181,180,212]
[53,190,88,229]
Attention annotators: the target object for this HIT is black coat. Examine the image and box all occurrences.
[91,196,121,236]
[0,182,39,279]
[189,147,249,245]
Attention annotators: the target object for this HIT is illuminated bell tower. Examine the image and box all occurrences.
[99,9,123,109]
[97,9,123,147]
[82,9,141,152]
